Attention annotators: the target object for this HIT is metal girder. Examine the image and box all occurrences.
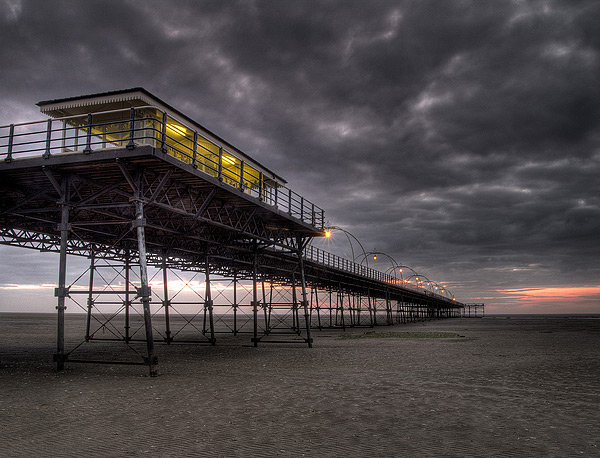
[1,161,306,260]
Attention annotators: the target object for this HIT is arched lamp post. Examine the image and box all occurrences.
[354,250,399,267]
[323,225,368,267]
[385,264,419,285]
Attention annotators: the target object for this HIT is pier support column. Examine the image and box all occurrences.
[297,237,313,348]
[204,257,216,345]
[54,191,70,371]
[337,285,346,330]
[291,274,299,332]
[262,280,270,333]
[313,287,322,331]
[328,289,334,328]
[266,281,273,332]
[85,251,95,342]
[124,252,131,343]
[233,273,238,335]
[162,256,172,344]
[368,289,376,327]
[133,199,158,377]
[252,250,259,347]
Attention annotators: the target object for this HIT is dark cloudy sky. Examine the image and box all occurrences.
[1,0,599,313]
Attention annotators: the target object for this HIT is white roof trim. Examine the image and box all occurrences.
[39,91,155,113]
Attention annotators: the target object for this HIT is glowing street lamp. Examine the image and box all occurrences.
[386,264,419,284]
[322,225,368,266]
[354,251,399,270]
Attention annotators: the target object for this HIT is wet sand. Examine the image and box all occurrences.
[1,314,599,457]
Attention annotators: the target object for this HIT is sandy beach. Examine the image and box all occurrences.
[1,314,598,457]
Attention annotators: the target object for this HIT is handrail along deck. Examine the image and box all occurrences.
[298,244,456,302]
[0,106,325,230]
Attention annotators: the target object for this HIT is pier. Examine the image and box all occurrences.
[1,88,464,375]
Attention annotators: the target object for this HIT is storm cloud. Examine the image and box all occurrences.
[1,0,598,312]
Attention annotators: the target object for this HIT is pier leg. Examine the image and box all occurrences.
[162,256,172,344]
[55,196,70,371]
[335,290,340,327]
[267,282,273,331]
[85,251,95,342]
[205,257,215,345]
[297,237,313,348]
[262,280,269,334]
[347,293,353,326]
[314,287,322,331]
[252,250,259,347]
[134,199,158,377]
[124,252,131,343]
[329,289,333,328]
[390,298,395,325]
[337,285,346,330]
[233,273,238,335]
[291,274,299,332]
[369,289,376,327]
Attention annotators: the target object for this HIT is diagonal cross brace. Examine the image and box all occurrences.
[148,170,173,203]
[195,188,217,218]
[116,159,137,193]
[42,167,64,199]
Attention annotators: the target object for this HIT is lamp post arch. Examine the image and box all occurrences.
[322,225,368,268]
[354,250,399,269]
[405,273,432,291]
[386,264,419,285]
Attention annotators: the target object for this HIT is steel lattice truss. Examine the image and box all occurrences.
[2,148,303,254]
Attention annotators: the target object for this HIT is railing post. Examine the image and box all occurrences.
[83,114,93,154]
[274,182,278,208]
[239,160,245,190]
[192,131,198,168]
[127,107,136,150]
[218,147,223,181]
[61,120,67,153]
[5,124,14,162]
[160,112,167,152]
[43,119,52,159]
[259,172,263,201]
[288,188,292,215]
[301,196,304,221]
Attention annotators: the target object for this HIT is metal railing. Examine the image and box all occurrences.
[301,244,457,303]
[0,106,325,229]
